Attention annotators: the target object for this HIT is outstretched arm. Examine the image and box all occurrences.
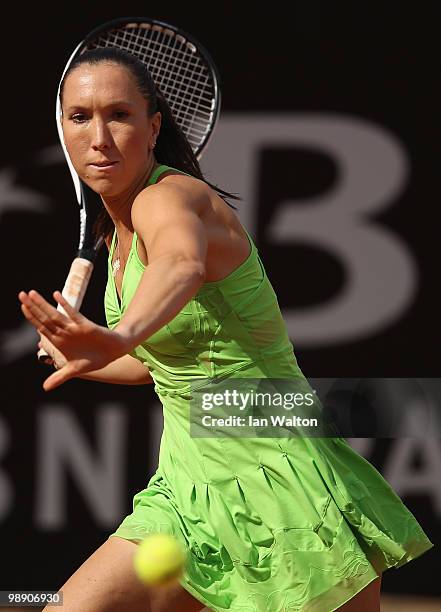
[18,181,207,392]
[114,182,207,351]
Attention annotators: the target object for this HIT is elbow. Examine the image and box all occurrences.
[178,259,206,289]
[188,261,206,288]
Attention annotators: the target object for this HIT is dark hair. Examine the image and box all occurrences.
[59,47,240,243]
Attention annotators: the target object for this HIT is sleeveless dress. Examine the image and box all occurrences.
[105,165,433,611]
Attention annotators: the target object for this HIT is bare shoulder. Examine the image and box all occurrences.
[132,172,211,226]
[128,170,249,279]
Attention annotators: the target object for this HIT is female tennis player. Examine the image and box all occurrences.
[18,48,433,612]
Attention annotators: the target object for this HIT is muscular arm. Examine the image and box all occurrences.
[113,182,207,352]
[23,180,207,392]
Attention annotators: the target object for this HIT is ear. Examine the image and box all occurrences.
[152,111,162,140]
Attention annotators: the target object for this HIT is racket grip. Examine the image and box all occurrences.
[37,258,94,364]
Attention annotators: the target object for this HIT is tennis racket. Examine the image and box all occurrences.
[38,16,221,364]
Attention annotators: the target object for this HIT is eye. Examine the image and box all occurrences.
[113,110,129,120]
[70,113,87,124]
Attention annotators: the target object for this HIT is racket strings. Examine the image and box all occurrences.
[99,30,211,143]
[123,29,213,122]
[85,24,216,152]
[145,29,213,133]
[123,27,210,131]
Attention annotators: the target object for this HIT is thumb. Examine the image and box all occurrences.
[43,363,77,392]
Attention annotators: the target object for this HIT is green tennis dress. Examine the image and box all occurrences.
[105,165,433,611]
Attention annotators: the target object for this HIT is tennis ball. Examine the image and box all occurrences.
[133,533,187,586]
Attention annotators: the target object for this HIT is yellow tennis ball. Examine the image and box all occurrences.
[133,533,187,586]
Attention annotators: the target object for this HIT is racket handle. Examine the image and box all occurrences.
[37,258,94,364]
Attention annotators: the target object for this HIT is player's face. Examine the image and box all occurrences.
[61,62,160,197]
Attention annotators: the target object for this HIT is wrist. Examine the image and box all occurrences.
[112,324,138,355]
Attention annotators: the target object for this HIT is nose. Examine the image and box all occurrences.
[91,117,112,151]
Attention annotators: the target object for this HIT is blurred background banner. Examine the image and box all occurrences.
[1,0,439,602]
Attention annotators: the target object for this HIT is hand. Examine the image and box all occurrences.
[18,289,129,391]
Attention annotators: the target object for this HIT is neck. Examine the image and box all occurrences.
[101,155,158,231]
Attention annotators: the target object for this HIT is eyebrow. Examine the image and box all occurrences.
[64,101,136,112]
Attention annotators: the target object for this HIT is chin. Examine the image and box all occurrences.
[82,177,120,197]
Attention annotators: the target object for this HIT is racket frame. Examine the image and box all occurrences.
[38,16,221,364]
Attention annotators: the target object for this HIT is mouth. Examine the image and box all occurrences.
[89,161,119,169]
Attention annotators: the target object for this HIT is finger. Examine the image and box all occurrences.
[21,304,55,336]
[19,292,64,334]
[19,290,51,314]
[20,302,38,326]
[43,363,77,392]
[53,291,84,322]
[28,290,70,323]
[21,303,56,339]
[21,304,66,349]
